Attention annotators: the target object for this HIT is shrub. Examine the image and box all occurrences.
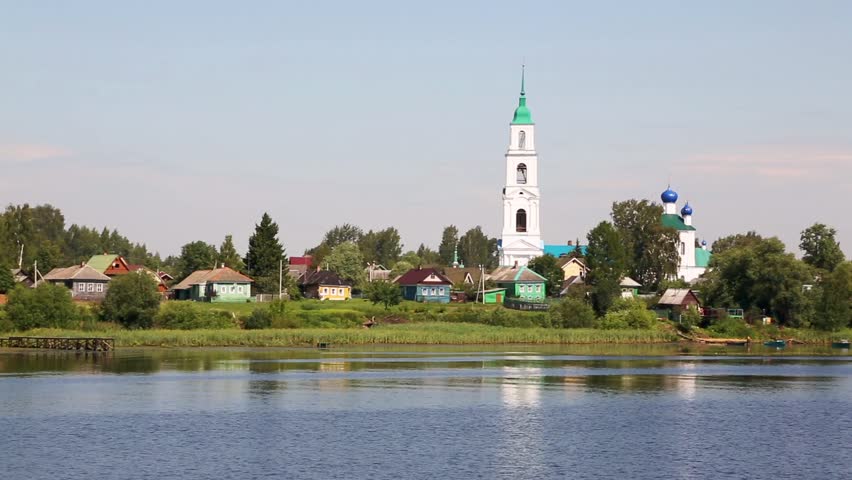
[0,309,14,333]
[677,306,702,332]
[598,300,657,330]
[102,272,162,329]
[549,297,596,328]
[154,302,238,330]
[708,317,754,338]
[243,309,272,329]
[365,281,402,309]
[6,283,78,330]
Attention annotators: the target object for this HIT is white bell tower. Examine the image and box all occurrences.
[499,66,544,266]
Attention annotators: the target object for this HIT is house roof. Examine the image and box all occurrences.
[658,288,699,306]
[44,264,111,282]
[289,256,313,266]
[395,268,452,286]
[489,266,547,283]
[442,267,485,286]
[620,276,642,288]
[301,270,351,287]
[695,248,712,268]
[86,254,127,273]
[661,214,696,231]
[557,256,588,269]
[543,244,588,258]
[170,267,252,291]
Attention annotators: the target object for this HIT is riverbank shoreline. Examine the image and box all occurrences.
[3,323,850,348]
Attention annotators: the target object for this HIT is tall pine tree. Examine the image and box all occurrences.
[218,234,245,271]
[244,213,285,292]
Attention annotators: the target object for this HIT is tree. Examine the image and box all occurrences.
[6,283,78,330]
[0,263,15,294]
[416,244,441,265]
[322,224,364,249]
[359,227,402,267]
[177,241,218,280]
[585,221,628,315]
[390,260,414,278]
[365,280,402,310]
[549,297,596,328]
[458,226,498,269]
[711,231,764,255]
[101,272,162,328]
[438,225,459,266]
[35,240,63,274]
[611,199,679,291]
[812,262,852,331]
[324,242,366,285]
[800,223,845,272]
[245,213,286,292]
[528,254,565,297]
[399,251,423,267]
[703,236,812,325]
[218,235,245,271]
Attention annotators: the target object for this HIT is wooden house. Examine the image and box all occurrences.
[395,268,453,303]
[170,266,253,303]
[620,277,642,298]
[489,266,547,301]
[658,288,701,313]
[86,254,132,276]
[300,270,352,301]
[43,264,111,301]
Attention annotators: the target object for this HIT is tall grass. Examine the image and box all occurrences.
[15,323,679,347]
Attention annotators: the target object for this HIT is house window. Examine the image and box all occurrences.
[238,285,243,293]
[332,288,337,295]
[535,285,541,293]
[229,285,235,293]
[438,287,445,296]
[322,288,328,294]
[516,163,527,184]
[87,283,94,292]
[518,130,526,149]
[96,283,104,293]
[77,283,85,292]
[431,287,437,296]
[516,209,527,232]
[519,285,526,293]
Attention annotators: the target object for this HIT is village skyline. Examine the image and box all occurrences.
[2,1,851,257]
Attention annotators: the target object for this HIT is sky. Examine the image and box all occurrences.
[2,0,851,259]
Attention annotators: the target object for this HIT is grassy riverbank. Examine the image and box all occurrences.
[13,323,679,347]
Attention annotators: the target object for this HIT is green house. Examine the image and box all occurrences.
[170,266,254,303]
[481,288,507,304]
[489,266,547,301]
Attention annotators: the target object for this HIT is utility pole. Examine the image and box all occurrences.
[279,259,283,299]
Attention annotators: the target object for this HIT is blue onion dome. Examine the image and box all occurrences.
[661,187,678,203]
[681,203,693,216]
[701,240,708,246]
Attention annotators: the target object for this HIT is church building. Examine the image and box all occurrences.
[659,186,711,282]
[498,68,544,266]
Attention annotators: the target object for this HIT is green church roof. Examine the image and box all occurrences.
[511,66,533,125]
[695,248,712,268]
[661,214,696,231]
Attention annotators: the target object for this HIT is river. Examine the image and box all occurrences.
[1,345,850,479]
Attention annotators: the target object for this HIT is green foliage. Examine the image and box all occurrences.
[365,280,402,309]
[390,260,414,279]
[245,213,286,288]
[101,272,162,328]
[598,299,657,330]
[703,235,812,325]
[218,234,245,271]
[438,225,459,266]
[324,242,366,284]
[549,297,596,328]
[800,223,845,272]
[610,199,679,291]
[812,262,852,331]
[707,318,754,338]
[585,221,627,315]
[155,302,238,330]
[6,283,78,330]
[658,277,689,294]
[243,308,272,329]
[0,263,15,294]
[528,254,564,297]
[177,240,218,280]
[458,226,498,269]
[416,244,441,265]
[678,305,702,331]
[0,309,14,333]
[359,227,402,267]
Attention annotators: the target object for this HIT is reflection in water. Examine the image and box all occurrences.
[500,367,542,408]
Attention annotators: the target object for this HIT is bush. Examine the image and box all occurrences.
[0,309,14,333]
[243,309,272,329]
[677,306,702,332]
[708,317,754,338]
[598,300,657,330]
[154,302,238,330]
[102,272,162,328]
[6,283,78,330]
[549,297,596,328]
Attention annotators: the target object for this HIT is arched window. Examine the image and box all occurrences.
[680,242,686,255]
[516,163,527,184]
[518,130,526,149]
[516,209,527,232]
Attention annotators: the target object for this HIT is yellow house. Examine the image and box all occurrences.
[300,270,352,301]
[558,257,589,280]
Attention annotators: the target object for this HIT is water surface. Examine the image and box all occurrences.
[1,345,850,479]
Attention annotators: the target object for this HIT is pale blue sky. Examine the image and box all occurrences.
[2,1,850,257]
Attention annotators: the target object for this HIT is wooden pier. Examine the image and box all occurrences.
[0,336,115,351]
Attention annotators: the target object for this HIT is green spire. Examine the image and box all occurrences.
[511,65,533,125]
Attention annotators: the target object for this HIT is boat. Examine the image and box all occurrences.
[831,340,850,349]
[764,340,786,348]
[726,340,749,346]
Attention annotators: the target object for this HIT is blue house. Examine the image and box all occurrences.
[395,268,453,304]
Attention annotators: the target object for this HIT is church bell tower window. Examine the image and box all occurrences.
[518,130,526,149]
[516,163,527,184]
[516,209,527,232]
